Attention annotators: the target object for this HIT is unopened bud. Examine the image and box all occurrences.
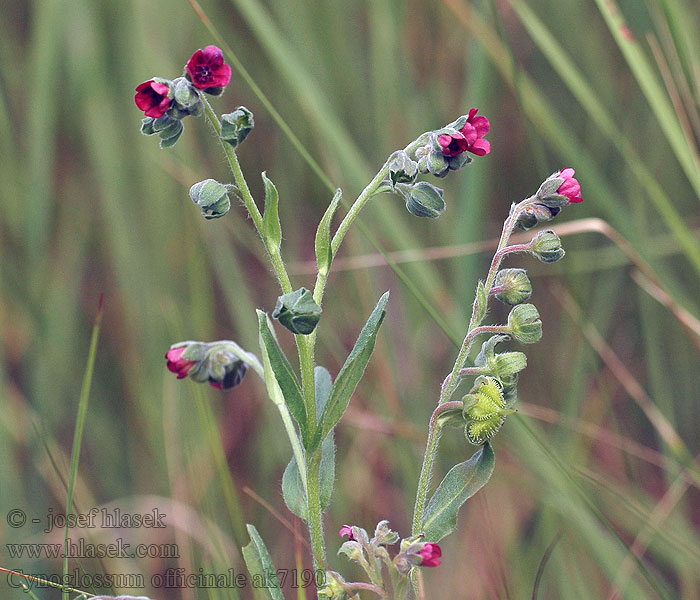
[389,151,419,187]
[189,179,231,219]
[396,181,445,218]
[170,77,203,118]
[221,106,254,148]
[272,287,322,335]
[373,520,399,546]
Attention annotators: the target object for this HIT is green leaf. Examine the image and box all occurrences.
[312,291,389,450]
[241,524,284,600]
[421,443,495,542]
[257,310,308,443]
[262,172,281,252]
[315,188,342,276]
[282,366,336,520]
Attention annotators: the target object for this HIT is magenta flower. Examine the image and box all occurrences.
[186,46,232,90]
[437,131,468,157]
[418,542,442,567]
[556,168,583,203]
[460,108,490,156]
[134,80,171,118]
[165,347,196,379]
[339,525,355,541]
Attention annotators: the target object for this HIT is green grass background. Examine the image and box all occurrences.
[1,0,699,598]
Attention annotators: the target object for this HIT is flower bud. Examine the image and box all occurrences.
[338,525,355,541]
[529,230,565,263]
[389,151,419,187]
[272,288,322,335]
[515,202,560,230]
[170,77,203,118]
[507,304,543,344]
[396,181,445,218]
[493,268,532,305]
[373,520,399,546]
[189,179,231,219]
[221,106,255,148]
[462,376,514,445]
[165,340,253,390]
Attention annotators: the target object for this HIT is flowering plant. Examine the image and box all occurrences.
[133,45,581,599]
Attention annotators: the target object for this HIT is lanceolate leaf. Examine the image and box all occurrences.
[241,524,284,600]
[315,188,342,276]
[257,310,308,443]
[312,291,389,450]
[421,443,495,542]
[262,172,281,252]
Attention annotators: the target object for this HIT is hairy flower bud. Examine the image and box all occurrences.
[507,304,543,344]
[221,107,255,148]
[189,179,231,219]
[493,268,532,305]
[389,151,419,187]
[530,230,565,263]
[474,335,527,386]
[515,202,560,230]
[170,77,203,118]
[165,340,254,390]
[272,288,322,335]
[373,520,400,546]
[396,181,445,218]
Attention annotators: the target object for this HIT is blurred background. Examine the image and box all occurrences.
[1,0,699,598]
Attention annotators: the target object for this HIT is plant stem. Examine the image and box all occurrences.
[411,196,538,535]
[202,96,292,293]
[306,451,326,566]
[411,401,463,534]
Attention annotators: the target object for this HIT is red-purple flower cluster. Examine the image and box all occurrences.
[134,46,231,119]
[437,108,490,158]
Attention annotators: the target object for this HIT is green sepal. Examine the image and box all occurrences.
[315,188,342,276]
[421,443,495,541]
[221,106,255,147]
[261,172,282,253]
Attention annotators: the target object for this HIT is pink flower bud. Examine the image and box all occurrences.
[437,131,468,157]
[186,45,232,90]
[555,168,583,203]
[165,347,196,379]
[134,80,171,118]
[338,524,355,541]
[418,542,442,567]
[460,108,490,156]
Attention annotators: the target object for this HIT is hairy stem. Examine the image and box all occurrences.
[412,196,537,535]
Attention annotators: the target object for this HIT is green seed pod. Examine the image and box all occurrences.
[396,181,445,218]
[530,229,565,263]
[272,287,322,335]
[507,303,543,344]
[221,106,255,148]
[493,268,532,305]
[189,179,231,219]
[462,376,515,445]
